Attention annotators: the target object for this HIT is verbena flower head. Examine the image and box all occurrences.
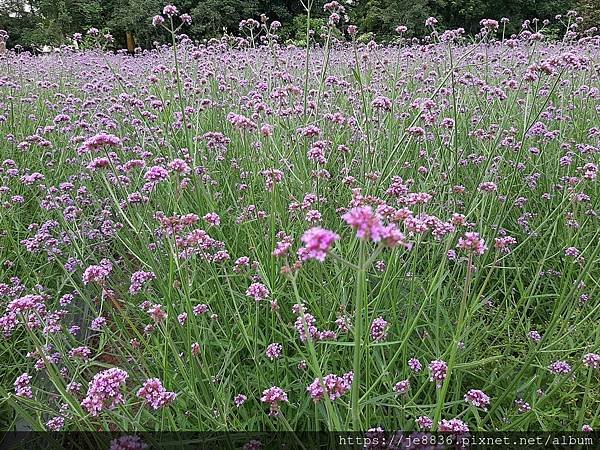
[299,227,339,262]
[393,379,410,394]
[464,389,490,410]
[548,360,572,375]
[370,317,389,341]
[428,359,448,388]
[416,416,433,430]
[408,358,422,372]
[14,373,32,398]
[342,206,386,242]
[234,394,247,407]
[265,342,283,360]
[260,386,288,416]
[136,378,177,410]
[162,5,178,16]
[81,368,129,416]
[307,372,353,402]
[246,282,269,301]
[109,436,148,450]
[457,232,488,255]
[582,353,600,369]
[438,418,469,433]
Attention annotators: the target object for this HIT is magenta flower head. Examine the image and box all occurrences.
[79,133,121,154]
[370,317,389,341]
[416,415,433,430]
[82,259,113,284]
[162,5,178,16]
[548,360,572,375]
[425,17,438,27]
[14,373,32,398]
[464,389,490,410]
[179,13,192,25]
[582,353,600,369]
[265,342,283,360]
[152,15,165,27]
[307,372,353,402]
[408,358,422,372]
[342,206,386,242]
[428,359,448,388]
[110,436,148,450]
[393,379,410,395]
[395,25,408,34]
[299,227,339,262]
[234,394,247,407]
[129,270,156,295]
[136,378,176,410]
[260,386,288,416]
[457,232,488,255]
[81,368,129,416]
[438,418,469,433]
[246,282,269,301]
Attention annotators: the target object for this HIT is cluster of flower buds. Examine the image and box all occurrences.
[152,5,192,28]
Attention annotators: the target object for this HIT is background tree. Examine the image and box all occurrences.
[0,0,594,50]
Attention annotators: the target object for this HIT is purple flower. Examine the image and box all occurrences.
[260,386,288,416]
[299,227,339,262]
[464,389,490,410]
[408,358,422,372]
[265,343,283,360]
[129,270,156,295]
[370,317,389,342]
[246,283,269,301]
[582,353,600,369]
[81,368,129,416]
[82,259,113,285]
[548,360,572,375]
[14,373,32,398]
[438,418,469,433]
[136,378,176,410]
[162,5,178,16]
[152,15,165,27]
[416,416,433,430]
[234,394,247,407]
[393,379,410,395]
[307,372,353,402]
[342,206,387,242]
[428,359,448,388]
[457,232,488,255]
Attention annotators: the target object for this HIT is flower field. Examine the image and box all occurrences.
[0,6,599,436]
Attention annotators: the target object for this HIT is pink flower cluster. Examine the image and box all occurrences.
[260,386,288,416]
[457,232,488,255]
[136,378,177,410]
[464,389,490,410]
[370,317,389,341]
[299,227,339,262]
[307,371,353,402]
[14,372,32,398]
[428,359,448,388]
[129,270,156,295]
[438,418,470,432]
[582,353,600,369]
[548,360,572,375]
[342,206,410,248]
[246,282,269,301]
[81,367,129,416]
[82,259,113,285]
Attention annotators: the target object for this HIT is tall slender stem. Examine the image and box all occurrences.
[351,240,367,429]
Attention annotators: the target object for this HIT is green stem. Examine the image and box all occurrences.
[351,240,367,429]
